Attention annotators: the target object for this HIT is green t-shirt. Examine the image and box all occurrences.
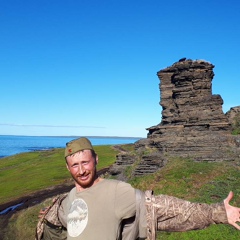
[62,179,136,240]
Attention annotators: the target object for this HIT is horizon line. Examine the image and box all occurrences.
[0,134,144,139]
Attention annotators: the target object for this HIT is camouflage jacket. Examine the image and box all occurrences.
[144,190,228,239]
[35,190,228,240]
[35,194,68,240]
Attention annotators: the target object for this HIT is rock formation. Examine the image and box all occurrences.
[110,59,240,177]
[226,106,240,134]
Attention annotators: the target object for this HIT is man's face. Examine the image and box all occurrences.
[66,150,98,190]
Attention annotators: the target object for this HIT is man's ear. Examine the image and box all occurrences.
[95,155,99,165]
[66,163,70,171]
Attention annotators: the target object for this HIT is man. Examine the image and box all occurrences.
[38,137,240,240]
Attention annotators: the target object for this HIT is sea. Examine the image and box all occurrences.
[0,135,142,158]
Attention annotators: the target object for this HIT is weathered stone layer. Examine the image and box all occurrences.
[109,59,240,177]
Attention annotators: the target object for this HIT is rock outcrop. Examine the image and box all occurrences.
[110,59,240,177]
[226,106,240,134]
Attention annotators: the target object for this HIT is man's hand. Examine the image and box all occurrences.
[38,197,57,218]
[38,207,50,219]
[224,191,240,230]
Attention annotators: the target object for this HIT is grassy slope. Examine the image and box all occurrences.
[1,145,240,239]
[0,145,118,205]
[129,157,240,239]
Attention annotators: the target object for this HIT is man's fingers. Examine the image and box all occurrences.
[231,222,240,230]
[38,206,50,217]
[224,191,234,205]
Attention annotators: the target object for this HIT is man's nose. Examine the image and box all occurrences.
[78,165,85,174]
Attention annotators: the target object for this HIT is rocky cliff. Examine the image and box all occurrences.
[110,59,240,177]
[226,106,240,135]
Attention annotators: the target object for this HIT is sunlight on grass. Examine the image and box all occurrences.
[1,148,240,239]
[0,146,118,204]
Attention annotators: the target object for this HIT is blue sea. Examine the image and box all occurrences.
[0,135,141,158]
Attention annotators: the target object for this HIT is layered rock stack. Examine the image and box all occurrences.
[110,59,240,177]
[154,59,229,128]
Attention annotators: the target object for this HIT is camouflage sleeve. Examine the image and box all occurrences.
[58,195,68,228]
[35,194,68,240]
[145,190,228,236]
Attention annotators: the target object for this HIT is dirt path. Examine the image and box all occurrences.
[0,181,74,213]
[0,167,109,237]
[0,167,109,212]
[0,180,74,239]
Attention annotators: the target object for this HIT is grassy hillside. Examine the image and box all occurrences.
[0,145,118,205]
[1,145,240,239]
[129,157,240,239]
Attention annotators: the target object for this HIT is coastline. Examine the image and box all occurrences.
[0,135,141,158]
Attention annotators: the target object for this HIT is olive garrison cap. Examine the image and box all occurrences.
[65,137,93,157]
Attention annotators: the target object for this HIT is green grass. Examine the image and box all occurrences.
[156,224,239,240]
[1,148,240,239]
[129,158,240,202]
[129,157,240,239]
[1,198,52,240]
[0,146,118,204]
[94,145,119,169]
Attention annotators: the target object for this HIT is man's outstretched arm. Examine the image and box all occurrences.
[145,190,240,235]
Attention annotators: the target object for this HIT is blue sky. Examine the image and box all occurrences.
[1,0,240,138]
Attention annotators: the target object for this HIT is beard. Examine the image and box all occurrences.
[72,168,97,189]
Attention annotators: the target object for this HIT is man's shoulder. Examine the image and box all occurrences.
[101,179,133,188]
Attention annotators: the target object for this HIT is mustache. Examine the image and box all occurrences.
[76,173,88,177]
[76,171,90,177]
